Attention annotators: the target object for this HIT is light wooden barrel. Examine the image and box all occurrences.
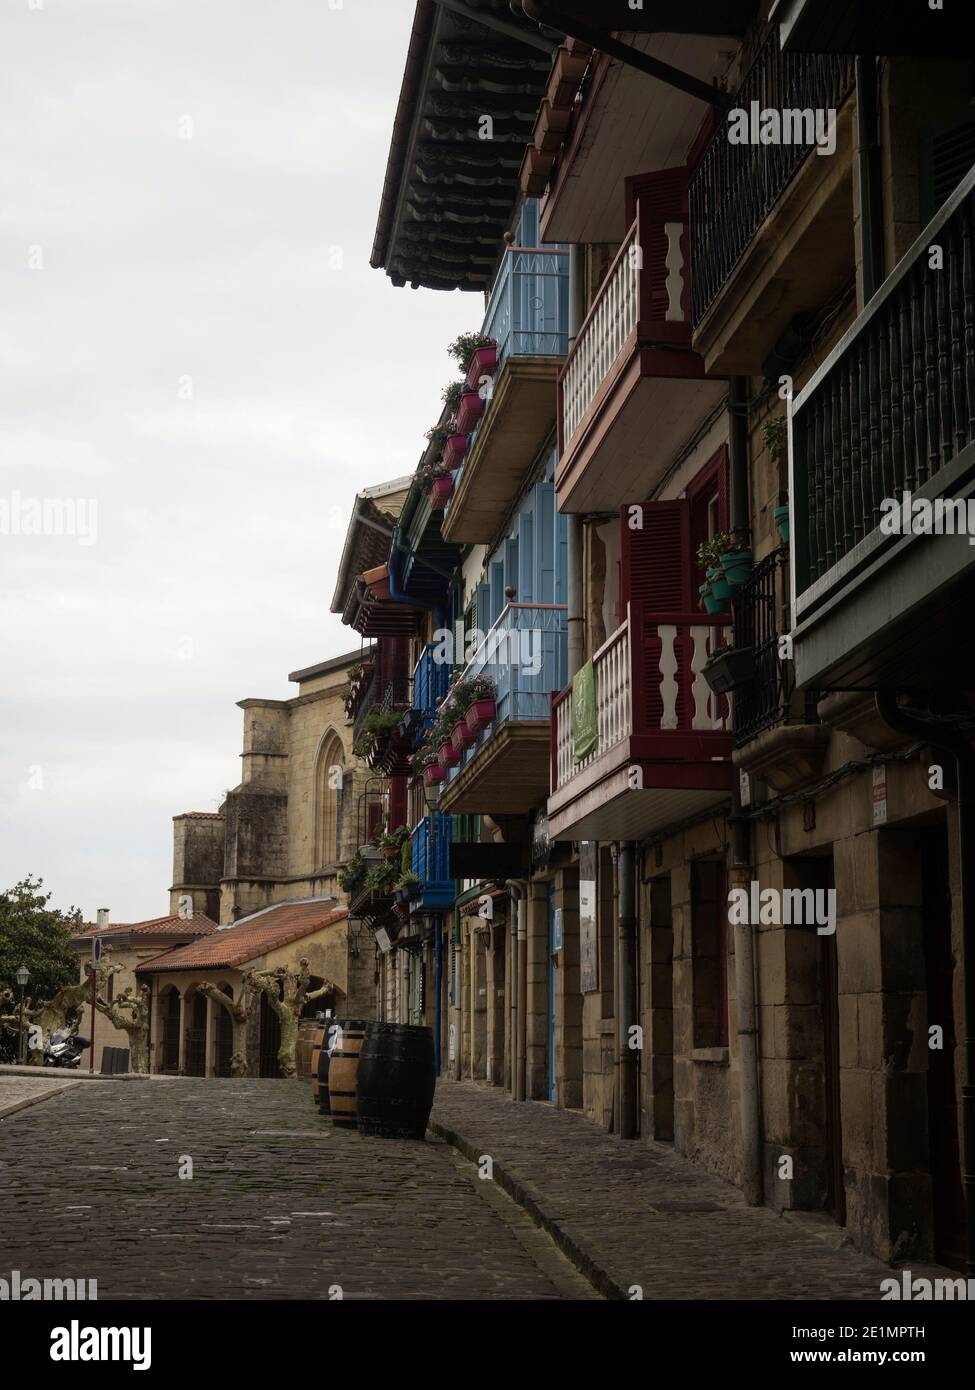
[296,1018,321,1078]
[309,1024,327,1106]
[327,1019,370,1129]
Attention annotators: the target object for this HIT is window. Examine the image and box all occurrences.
[691,859,728,1049]
[687,445,729,610]
[315,730,345,868]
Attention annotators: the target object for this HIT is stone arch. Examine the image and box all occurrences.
[314,727,347,869]
[183,984,208,1077]
[158,985,181,1074]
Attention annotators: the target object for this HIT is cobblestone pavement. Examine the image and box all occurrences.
[431,1081,892,1301]
[0,1078,578,1300]
[0,1073,85,1119]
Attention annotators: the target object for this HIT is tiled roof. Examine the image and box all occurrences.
[135,899,348,973]
[173,812,224,820]
[71,912,218,943]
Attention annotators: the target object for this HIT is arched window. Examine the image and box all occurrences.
[315,729,346,868]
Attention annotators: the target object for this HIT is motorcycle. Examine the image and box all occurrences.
[42,1028,90,1069]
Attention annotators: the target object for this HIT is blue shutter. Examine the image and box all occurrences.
[504,538,519,600]
[475,582,491,639]
[555,509,568,606]
[518,505,535,604]
[489,561,504,626]
[535,482,556,603]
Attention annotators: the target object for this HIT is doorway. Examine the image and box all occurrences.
[184,991,207,1077]
[259,990,281,1077]
[160,987,181,1074]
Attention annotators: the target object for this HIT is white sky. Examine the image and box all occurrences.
[0,0,476,922]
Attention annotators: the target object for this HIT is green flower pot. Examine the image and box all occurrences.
[700,582,723,615]
[719,549,753,588]
[773,506,790,544]
[707,565,732,601]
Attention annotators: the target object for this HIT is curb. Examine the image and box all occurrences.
[0,1081,80,1121]
[429,1116,628,1300]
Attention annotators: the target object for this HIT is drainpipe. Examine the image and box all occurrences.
[434,915,443,1076]
[617,842,638,1139]
[729,372,762,1204]
[567,245,586,679]
[876,693,975,1276]
[506,879,527,1100]
[855,56,884,305]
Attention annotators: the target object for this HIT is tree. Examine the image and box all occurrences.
[93,962,150,1073]
[0,875,79,1001]
[243,958,334,1078]
[192,978,258,1076]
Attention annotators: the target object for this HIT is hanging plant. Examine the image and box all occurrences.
[761,414,788,464]
[447,331,496,371]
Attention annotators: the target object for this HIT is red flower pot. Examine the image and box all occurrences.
[424,764,445,787]
[430,475,453,510]
[465,344,497,390]
[438,739,459,768]
[465,698,496,736]
[443,433,468,467]
[451,720,475,755]
[455,391,484,435]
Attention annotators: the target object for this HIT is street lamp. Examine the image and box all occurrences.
[14,965,29,1064]
[422,777,440,813]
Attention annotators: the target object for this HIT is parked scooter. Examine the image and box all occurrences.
[42,1028,90,1069]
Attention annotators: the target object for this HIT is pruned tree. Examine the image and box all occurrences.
[33,969,99,1050]
[192,977,258,1076]
[0,987,39,1063]
[93,963,150,1073]
[243,957,335,1078]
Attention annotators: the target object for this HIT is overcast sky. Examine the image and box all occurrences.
[0,0,475,922]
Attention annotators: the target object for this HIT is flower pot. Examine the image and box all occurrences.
[430,475,453,510]
[381,846,398,861]
[465,698,497,735]
[702,645,755,696]
[700,583,723,616]
[706,565,732,601]
[423,764,445,787]
[451,720,474,754]
[455,390,484,435]
[465,344,496,390]
[443,433,468,467]
[438,739,459,768]
[773,506,790,544]
[719,549,753,587]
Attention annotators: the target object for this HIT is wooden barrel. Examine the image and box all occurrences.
[296,1018,321,1078]
[327,1019,370,1129]
[356,1023,435,1141]
[309,1024,327,1107]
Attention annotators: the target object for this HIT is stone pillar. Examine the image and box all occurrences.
[470,923,488,1080]
[555,866,583,1109]
[526,879,549,1101]
[485,924,505,1085]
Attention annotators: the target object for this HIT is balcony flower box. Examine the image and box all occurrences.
[454,390,484,435]
[465,344,496,390]
[702,645,755,697]
[464,698,496,736]
[423,764,445,787]
[430,475,453,510]
[438,739,460,769]
[451,719,475,755]
[443,433,468,467]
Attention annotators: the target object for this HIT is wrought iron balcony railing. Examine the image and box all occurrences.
[730,546,810,748]
[792,163,975,598]
[689,30,855,326]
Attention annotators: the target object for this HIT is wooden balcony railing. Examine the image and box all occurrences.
[689,29,855,326]
[561,221,639,448]
[552,604,729,794]
[792,163,975,596]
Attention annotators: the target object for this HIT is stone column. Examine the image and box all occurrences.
[555,865,583,1109]
[526,879,549,1100]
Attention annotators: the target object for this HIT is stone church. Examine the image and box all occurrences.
[170,649,367,924]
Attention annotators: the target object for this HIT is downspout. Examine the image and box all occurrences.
[729,373,762,1205]
[506,879,527,1100]
[876,693,975,1276]
[855,56,884,305]
[617,842,638,1139]
[567,244,586,679]
[434,915,443,1076]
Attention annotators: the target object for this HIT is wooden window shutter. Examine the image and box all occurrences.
[619,499,692,613]
[625,165,691,346]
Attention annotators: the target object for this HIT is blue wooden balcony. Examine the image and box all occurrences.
[412,642,451,719]
[439,602,568,815]
[411,813,454,910]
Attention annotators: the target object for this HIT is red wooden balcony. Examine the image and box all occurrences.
[554,168,725,514]
[547,602,733,842]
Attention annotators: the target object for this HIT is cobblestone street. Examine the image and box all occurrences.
[0,1073,911,1303]
[0,1076,581,1301]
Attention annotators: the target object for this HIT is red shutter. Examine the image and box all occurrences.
[624,166,691,346]
[619,499,693,613]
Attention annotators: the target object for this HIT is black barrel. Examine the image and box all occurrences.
[356,1023,435,1141]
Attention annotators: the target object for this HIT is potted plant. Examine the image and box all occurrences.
[773,497,790,544]
[448,331,496,375]
[431,474,453,509]
[699,581,725,616]
[463,675,497,735]
[394,872,420,905]
[706,564,732,602]
[364,860,399,899]
[455,388,485,435]
[702,643,756,696]
[338,850,366,897]
[441,380,464,415]
[719,541,754,588]
[443,432,468,467]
